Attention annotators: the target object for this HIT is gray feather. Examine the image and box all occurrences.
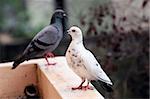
[25,25,62,54]
[12,9,67,69]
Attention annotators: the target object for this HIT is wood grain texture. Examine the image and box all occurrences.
[0,57,104,99]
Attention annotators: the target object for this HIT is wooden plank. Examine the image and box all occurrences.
[0,57,104,99]
[37,57,104,99]
[0,64,38,98]
[37,67,62,99]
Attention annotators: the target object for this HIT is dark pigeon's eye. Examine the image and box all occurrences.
[72,30,76,32]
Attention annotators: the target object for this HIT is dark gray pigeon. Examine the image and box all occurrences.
[12,9,67,69]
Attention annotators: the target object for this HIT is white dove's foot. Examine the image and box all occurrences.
[72,86,82,90]
[82,82,94,90]
[72,79,85,90]
[82,85,94,90]
[72,79,94,91]
[71,85,93,90]
[45,62,57,66]
[72,81,94,91]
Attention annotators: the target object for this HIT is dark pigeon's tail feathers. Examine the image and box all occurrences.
[12,55,26,69]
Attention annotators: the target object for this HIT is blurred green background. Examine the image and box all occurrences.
[0,0,149,99]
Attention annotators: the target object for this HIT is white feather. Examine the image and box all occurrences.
[66,26,113,85]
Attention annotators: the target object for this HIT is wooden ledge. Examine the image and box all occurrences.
[0,56,104,99]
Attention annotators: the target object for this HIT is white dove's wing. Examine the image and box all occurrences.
[81,49,113,85]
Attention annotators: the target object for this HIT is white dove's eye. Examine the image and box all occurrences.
[72,30,76,32]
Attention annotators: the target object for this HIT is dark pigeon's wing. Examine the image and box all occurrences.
[23,25,59,55]
[12,25,59,69]
[32,25,59,49]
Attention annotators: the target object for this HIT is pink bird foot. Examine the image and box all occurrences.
[82,85,94,90]
[71,79,84,90]
[72,81,93,91]
[72,86,82,90]
[44,52,57,67]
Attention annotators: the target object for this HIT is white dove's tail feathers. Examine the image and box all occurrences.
[97,76,113,85]
[91,80,113,92]
[96,72,113,92]
[12,55,26,69]
[97,69,113,85]
[100,81,113,92]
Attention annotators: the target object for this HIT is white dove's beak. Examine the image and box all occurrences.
[67,30,71,34]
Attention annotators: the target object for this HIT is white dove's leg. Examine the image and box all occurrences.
[82,81,94,90]
[72,78,86,90]
[44,52,56,66]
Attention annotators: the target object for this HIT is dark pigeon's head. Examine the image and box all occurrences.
[50,9,67,24]
[50,9,68,34]
[54,9,66,18]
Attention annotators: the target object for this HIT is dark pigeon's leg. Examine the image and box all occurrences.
[44,52,56,66]
[72,79,86,90]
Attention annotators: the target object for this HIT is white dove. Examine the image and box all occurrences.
[65,26,113,92]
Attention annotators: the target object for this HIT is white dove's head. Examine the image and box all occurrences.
[67,26,83,40]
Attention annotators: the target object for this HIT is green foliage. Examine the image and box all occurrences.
[0,0,40,38]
